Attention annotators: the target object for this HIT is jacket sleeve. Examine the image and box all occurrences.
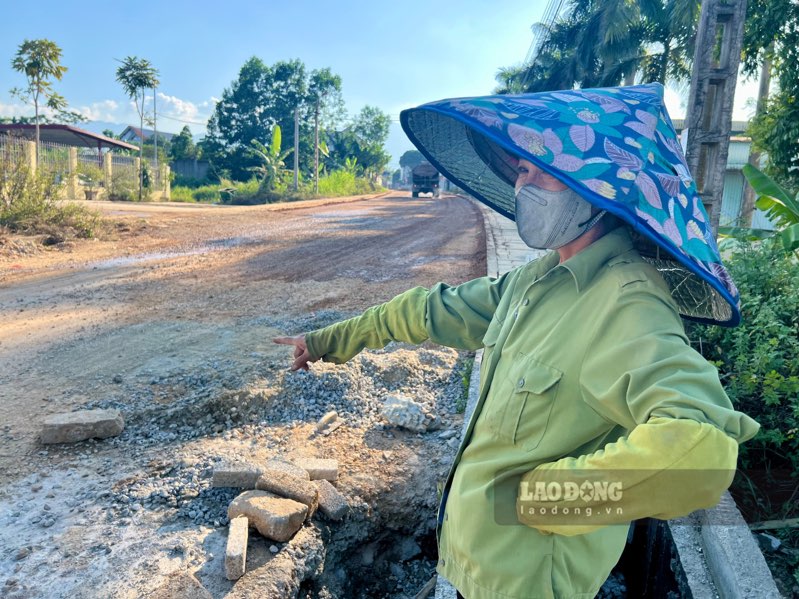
[517,416,739,535]
[517,277,760,536]
[305,273,514,364]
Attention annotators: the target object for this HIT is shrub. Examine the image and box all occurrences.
[169,186,196,203]
[0,149,99,239]
[687,239,799,521]
[108,167,137,202]
[317,170,376,197]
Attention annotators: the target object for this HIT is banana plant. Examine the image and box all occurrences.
[743,164,799,253]
[248,125,292,192]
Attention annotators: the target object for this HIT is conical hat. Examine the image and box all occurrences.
[400,83,740,326]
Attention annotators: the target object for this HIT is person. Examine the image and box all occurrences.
[275,83,760,599]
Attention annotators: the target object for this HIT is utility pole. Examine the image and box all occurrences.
[293,107,299,191]
[153,87,158,173]
[314,99,320,195]
[683,0,748,233]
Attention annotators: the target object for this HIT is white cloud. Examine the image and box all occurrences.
[76,100,120,122]
[157,92,201,122]
[0,102,32,118]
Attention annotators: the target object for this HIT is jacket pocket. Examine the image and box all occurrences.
[500,357,562,451]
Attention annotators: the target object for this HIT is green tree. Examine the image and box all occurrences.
[10,38,84,162]
[115,56,160,201]
[323,107,392,180]
[352,105,391,148]
[308,68,343,192]
[741,0,799,191]
[203,57,312,181]
[170,125,197,161]
[399,150,425,170]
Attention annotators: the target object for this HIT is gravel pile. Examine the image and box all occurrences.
[104,456,238,528]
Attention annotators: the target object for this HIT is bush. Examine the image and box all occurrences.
[0,150,99,239]
[317,170,376,197]
[108,168,137,202]
[170,184,222,203]
[169,186,196,203]
[687,239,799,521]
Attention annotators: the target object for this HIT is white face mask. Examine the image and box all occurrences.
[515,184,602,249]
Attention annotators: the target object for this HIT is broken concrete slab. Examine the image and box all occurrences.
[212,464,261,489]
[315,410,338,433]
[144,570,212,599]
[314,479,348,521]
[255,468,319,517]
[294,458,338,481]
[225,516,249,581]
[228,490,307,542]
[40,409,124,444]
[264,458,310,481]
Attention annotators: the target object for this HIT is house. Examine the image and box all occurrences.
[119,126,176,145]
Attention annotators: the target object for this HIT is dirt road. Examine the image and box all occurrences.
[0,192,486,598]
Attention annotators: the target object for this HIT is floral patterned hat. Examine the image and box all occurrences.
[400,83,740,326]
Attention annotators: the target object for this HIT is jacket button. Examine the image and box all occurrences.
[523,298,530,306]
[440,559,446,567]
[513,309,519,320]
[518,378,525,388]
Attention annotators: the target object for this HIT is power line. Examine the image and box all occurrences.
[156,113,208,126]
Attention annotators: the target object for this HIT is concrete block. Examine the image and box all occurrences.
[212,464,261,489]
[314,480,348,521]
[225,517,248,581]
[41,409,124,444]
[228,490,307,542]
[255,468,318,517]
[701,492,781,598]
[295,458,338,481]
[264,458,310,481]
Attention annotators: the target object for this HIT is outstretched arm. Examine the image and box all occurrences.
[274,272,515,368]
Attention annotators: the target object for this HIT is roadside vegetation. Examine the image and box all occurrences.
[0,150,99,241]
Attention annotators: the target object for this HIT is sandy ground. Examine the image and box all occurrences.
[0,193,486,598]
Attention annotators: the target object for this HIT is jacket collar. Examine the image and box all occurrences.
[556,226,635,292]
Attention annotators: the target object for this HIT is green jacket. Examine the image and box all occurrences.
[306,227,759,599]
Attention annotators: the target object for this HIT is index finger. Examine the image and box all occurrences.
[273,336,299,345]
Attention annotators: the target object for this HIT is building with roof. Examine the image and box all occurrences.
[119,126,176,145]
[0,123,138,155]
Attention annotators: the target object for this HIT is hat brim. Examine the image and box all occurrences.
[400,104,737,326]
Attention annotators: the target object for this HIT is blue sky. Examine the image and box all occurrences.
[2,1,760,168]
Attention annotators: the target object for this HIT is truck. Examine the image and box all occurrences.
[411,162,440,198]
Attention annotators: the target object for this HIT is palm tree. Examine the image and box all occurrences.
[497,0,699,93]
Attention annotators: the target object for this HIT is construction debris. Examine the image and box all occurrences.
[225,517,249,581]
[40,409,124,444]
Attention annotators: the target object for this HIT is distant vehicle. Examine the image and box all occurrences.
[411,162,440,198]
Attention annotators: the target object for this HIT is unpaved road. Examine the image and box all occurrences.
[0,193,486,598]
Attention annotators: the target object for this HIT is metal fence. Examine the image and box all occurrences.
[0,135,169,201]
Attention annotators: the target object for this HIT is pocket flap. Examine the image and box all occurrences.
[516,360,562,394]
